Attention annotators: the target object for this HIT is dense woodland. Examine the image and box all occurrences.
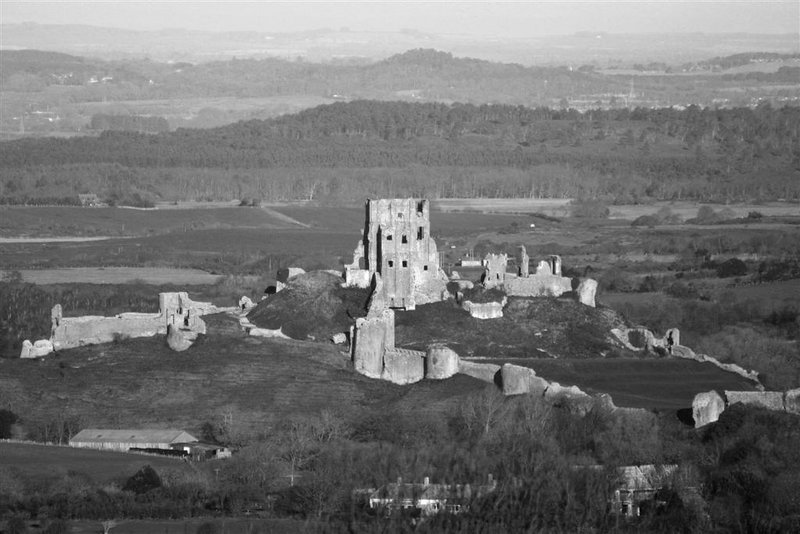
[2,100,799,204]
[1,395,799,532]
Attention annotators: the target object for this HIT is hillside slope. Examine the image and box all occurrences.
[395,297,630,359]
[0,313,485,439]
[247,271,370,341]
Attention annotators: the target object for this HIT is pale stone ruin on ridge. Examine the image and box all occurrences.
[343,198,448,310]
[21,196,797,429]
[21,292,226,357]
[346,198,600,387]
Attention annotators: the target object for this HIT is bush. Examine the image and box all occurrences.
[631,215,659,228]
[569,199,610,219]
[196,522,221,534]
[123,465,162,494]
[42,520,69,534]
[5,516,27,534]
[716,258,747,278]
[0,409,19,438]
[664,282,700,299]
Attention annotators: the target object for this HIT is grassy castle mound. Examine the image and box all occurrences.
[248,271,370,341]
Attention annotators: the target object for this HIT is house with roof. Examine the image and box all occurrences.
[69,429,199,452]
[368,476,496,516]
[610,465,678,517]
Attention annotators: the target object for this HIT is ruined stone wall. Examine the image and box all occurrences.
[692,388,800,428]
[611,326,760,385]
[382,348,425,384]
[531,255,562,276]
[482,253,508,289]
[352,309,395,379]
[517,246,529,277]
[48,292,216,352]
[504,274,572,297]
[425,345,459,380]
[52,314,163,350]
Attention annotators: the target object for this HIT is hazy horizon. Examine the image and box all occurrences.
[3,1,799,37]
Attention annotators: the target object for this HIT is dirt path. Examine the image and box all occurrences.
[259,206,311,228]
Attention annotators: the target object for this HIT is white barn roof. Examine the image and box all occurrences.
[70,429,198,445]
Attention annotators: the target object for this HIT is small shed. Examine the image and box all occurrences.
[69,429,199,452]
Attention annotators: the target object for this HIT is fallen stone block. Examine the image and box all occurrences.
[462,298,505,319]
[785,388,800,415]
[692,390,726,428]
[167,326,198,352]
[20,339,54,358]
[425,344,459,380]
[331,332,348,345]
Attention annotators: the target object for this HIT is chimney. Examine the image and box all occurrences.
[397,477,402,485]
[423,476,430,486]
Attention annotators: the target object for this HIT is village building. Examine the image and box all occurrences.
[608,465,678,518]
[69,429,199,452]
[367,476,496,516]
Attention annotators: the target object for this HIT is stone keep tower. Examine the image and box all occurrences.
[345,199,442,309]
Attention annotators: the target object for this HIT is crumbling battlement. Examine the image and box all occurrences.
[350,274,460,384]
[692,388,800,428]
[46,292,215,353]
[343,198,447,310]
[480,248,595,306]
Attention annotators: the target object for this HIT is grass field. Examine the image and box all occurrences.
[432,198,571,215]
[395,298,629,360]
[0,228,358,273]
[488,357,756,410]
[0,441,195,484]
[602,279,800,314]
[3,267,223,285]
[0,314,485,438]
[0,206,300,238]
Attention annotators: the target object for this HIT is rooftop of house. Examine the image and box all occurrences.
[70,429,198,444]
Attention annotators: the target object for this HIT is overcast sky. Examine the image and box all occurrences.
[2,1,798,36]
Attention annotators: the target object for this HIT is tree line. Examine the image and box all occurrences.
[1,101,798,203]
[2,393,799,532]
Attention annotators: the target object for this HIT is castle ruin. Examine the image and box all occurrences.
[21,292,220,358]
[343,199,447,310]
